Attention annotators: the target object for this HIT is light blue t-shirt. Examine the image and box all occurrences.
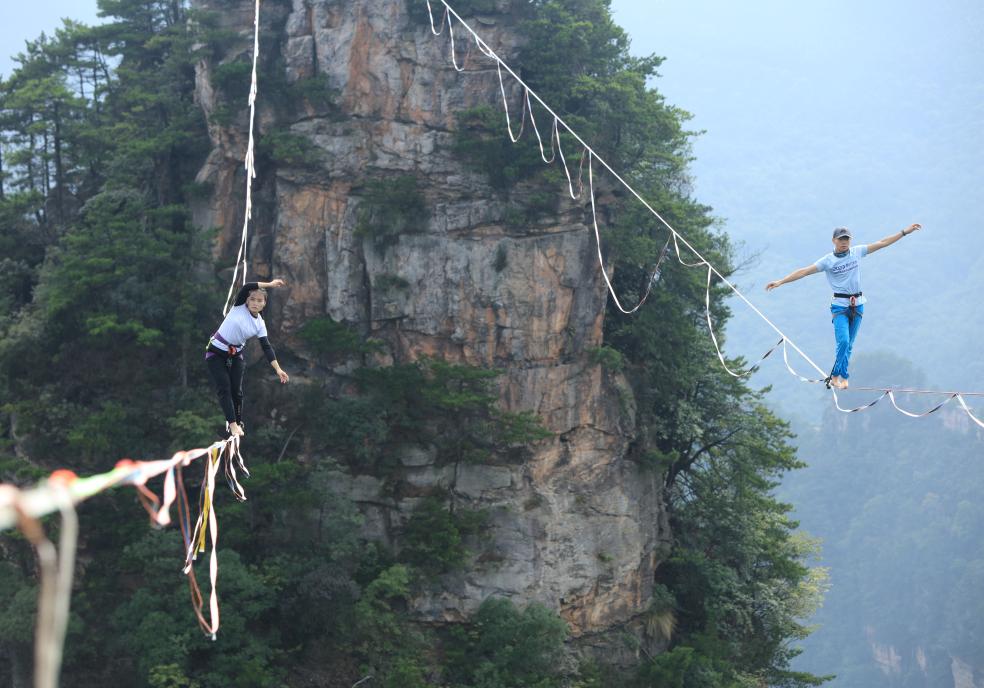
[814,245,869,306]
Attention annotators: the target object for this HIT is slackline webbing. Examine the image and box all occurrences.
[221,0,262,316]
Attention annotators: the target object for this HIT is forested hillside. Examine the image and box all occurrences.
[782,353,984,687]
[2,1,827,686]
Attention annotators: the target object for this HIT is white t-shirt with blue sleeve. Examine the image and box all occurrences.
[814,245,869,306]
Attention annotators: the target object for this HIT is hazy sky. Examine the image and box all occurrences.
[1,1,103,78]
[609,0,984,215]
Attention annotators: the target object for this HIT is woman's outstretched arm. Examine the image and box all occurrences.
[271,359,289,384]
[259,337,288,384]
[233,279,286,306]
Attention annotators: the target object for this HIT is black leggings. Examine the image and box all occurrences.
[206,355,246,424]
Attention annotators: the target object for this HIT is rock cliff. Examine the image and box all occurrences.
[191,0,669,658]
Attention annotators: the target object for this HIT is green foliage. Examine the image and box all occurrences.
[148,664,200,688]
[285,73,338,112]
[209,59,252,102]
[65,461,370,687]
[452,105,566,227]
[0,193,46,318]
[355,175,428,249]
[587,345,625,372]
[444,597,569,687]
[0,556,36,645]
[633,646,712,688]
[354,564,431,685]
[0,0,217,469]
[110,534,288,688]
[781,353,983,685]
[297,316,382,358]
[626,395,830,686]
[636,447,678,474]
[522,0,689,172]
[349,357,551,462]
[3,191,216,466]
[257,129,320,168]
[493,243,508,272]
[302,391,390,463]
[401,495,488,576]
[164,408,219,450]
[493,408,554,446]
[66,400,145,460]
[356,564,412,636]
[375,273,411,292]
[644,584,678,643]
[298,357,550,470]
[454,105,547,191]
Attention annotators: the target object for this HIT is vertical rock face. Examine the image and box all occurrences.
[192,0,669,653]
[951,656,984,688]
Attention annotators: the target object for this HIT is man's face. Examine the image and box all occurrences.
[833,236,851,253]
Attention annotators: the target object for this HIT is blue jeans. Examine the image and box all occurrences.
[830,303,864,379]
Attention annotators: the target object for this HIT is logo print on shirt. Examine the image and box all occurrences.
[829,260,858,275]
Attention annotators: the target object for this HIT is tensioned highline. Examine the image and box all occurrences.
[221,0,262,317]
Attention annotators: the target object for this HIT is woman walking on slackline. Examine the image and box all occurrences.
[206,279,290,437]
[765,223,922,390]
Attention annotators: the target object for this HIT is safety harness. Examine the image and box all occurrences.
[833,291,863,325]
[205,331,241,359]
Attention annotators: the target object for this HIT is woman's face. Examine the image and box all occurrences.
[246,290,267,315]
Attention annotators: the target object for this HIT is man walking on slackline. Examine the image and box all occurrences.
[765,223,922,390]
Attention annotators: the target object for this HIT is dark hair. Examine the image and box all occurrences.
[233,285,268,308]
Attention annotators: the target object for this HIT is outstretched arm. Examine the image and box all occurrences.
[258,336,289,384]
[233,279,287,306]
[766,264,819,291]
[867,223,921,255]
[271,359,289,384]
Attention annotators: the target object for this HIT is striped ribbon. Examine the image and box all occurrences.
[0,435,247,641]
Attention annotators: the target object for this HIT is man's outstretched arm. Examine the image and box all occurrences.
[867,223,922,254]
[766,264,820,291]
